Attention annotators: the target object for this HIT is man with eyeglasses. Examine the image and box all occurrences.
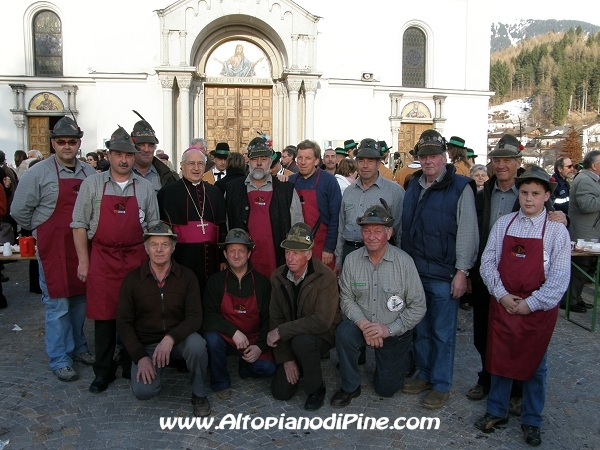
[72,126,160,394]
[12,117,96,382]
[117,222,210,417]
[131,112,179,193]
[157,147,226,294]
[551,156,574,215]
[226,136,303,278]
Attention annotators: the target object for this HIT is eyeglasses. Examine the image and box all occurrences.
[55,139,79,146]
[181,161,205,168]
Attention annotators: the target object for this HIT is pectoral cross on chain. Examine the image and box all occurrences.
[198,219,208,235]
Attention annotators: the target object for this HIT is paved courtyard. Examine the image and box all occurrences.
[1,261,599,449]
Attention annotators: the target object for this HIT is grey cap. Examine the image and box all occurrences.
[49,116,84,139]
[416,129,446,156]
[489,134,523,158]
[514,165,557,193]
[105,126,141,153]
[356,199,394,227]
[218,228,254,250]
[355,138,383,159]
[143,222,177,241]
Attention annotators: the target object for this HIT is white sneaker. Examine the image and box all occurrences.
[53,365,79,382]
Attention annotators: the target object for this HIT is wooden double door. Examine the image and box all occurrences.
[204,86,272,153]
[28,116,63,158]
[397,123,431,165]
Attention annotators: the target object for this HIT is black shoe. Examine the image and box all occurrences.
[330,386,361,408]
[578,301,594,309]
[191,394,211,417]
[89,374,116,394]
[474,413,508,432]
[358,347,366,365]
[305,383,326,411]
[569,304,587,313]
[522,424,542,446]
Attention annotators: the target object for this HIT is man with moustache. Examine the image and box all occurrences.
[323,147,338,175]
[131,111,178,192]
[72,126,159,393]
[226,136,303,278]
[12,117,95,381]
[157,148,227,294]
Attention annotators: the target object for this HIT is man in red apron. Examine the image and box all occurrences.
[72,126,160,394]
[289,140,341,270]
[475,166,571,446]
[203,228,275,400]
[11,117,95,381]
[226,136,303,279]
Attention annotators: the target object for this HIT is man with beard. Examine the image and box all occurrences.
[157,148,226,294]
[226,136,303,278]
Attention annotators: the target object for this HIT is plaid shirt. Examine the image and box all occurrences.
[480,210,571,312]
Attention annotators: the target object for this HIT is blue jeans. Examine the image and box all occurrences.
[131,333,209,399]
[38,257,88,371]
[336,319,412,397]
[414,277,459,393]
[204,331,276,392]
[486,353,548,428]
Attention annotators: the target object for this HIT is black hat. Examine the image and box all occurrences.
[271,151,282,168]
[105,126,140,153]
[356,199,394,227]
[416,130,446,156]
[378,141,392,153]
[218,228,254,250]
[281,222,314,250]
[131,110,158,145]
[335,147,348,157]
[49,116,84,139]
[466,148,477,159]
[355,138,383,159]
[344,139,359,151]
[210,142,230,159]
[143,222,177,241]
[514,165,557,192]
[447,136,466,148]
[409,143,419,157]
[247,137,273,159]
[489,134,523,158]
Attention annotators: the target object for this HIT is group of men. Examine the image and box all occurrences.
[7,112,577,446]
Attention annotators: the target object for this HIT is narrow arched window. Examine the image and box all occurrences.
[33,10,62,76]
[402,27,426,87]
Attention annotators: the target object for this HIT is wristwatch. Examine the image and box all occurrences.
[387,326,393,337]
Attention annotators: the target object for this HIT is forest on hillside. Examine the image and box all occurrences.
[490,28,600,126]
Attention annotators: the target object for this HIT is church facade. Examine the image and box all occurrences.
[0,0,492,164]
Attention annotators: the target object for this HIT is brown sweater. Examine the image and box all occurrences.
[117,260,202,364]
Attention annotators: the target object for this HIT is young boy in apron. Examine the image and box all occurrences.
[474,166,571,447]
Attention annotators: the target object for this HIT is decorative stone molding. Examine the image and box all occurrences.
[390,93,404,118]
[286,80,302,92]
[177,75,192,90]
[159,75,175,89]
[303,79,318,93]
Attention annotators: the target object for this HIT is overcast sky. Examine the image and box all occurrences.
[492,0,600,24]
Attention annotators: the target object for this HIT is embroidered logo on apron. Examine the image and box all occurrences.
[114,203,126,214]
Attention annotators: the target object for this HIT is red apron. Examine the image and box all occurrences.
[86,181,147,320]
[247,190,277,278]
[294,169,334,269]
[486,214,558,380]
[218,271,273,361]
[36,160,88,298]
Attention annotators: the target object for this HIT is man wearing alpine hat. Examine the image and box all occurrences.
[203,142,230,184]
[344,139,359,159]
[72,126,159,393]
[332,202,426,407]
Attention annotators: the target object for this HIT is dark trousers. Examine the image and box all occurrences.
[472,278,522,397]
[563,256,595,306]
[94,319,117,378]
[271,334,330,400]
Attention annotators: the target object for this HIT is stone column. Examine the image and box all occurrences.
[304,80,317,139]
[433,95,447,119]
[159,75,174,159]
[179,31,187,66]
[161,30,170,66]
[291,35,299,70]
[286,80,301,146]
[14,118,26,150]
[178,75,192,156]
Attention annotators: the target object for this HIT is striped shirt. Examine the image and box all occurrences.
[480,209,571,312]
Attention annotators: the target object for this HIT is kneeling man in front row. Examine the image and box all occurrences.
[332,203,426,407]
[203,228,276,400]
[116,222,211,417]
[267,222,341,411]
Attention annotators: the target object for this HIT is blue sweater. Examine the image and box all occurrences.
[289,169,342,252]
